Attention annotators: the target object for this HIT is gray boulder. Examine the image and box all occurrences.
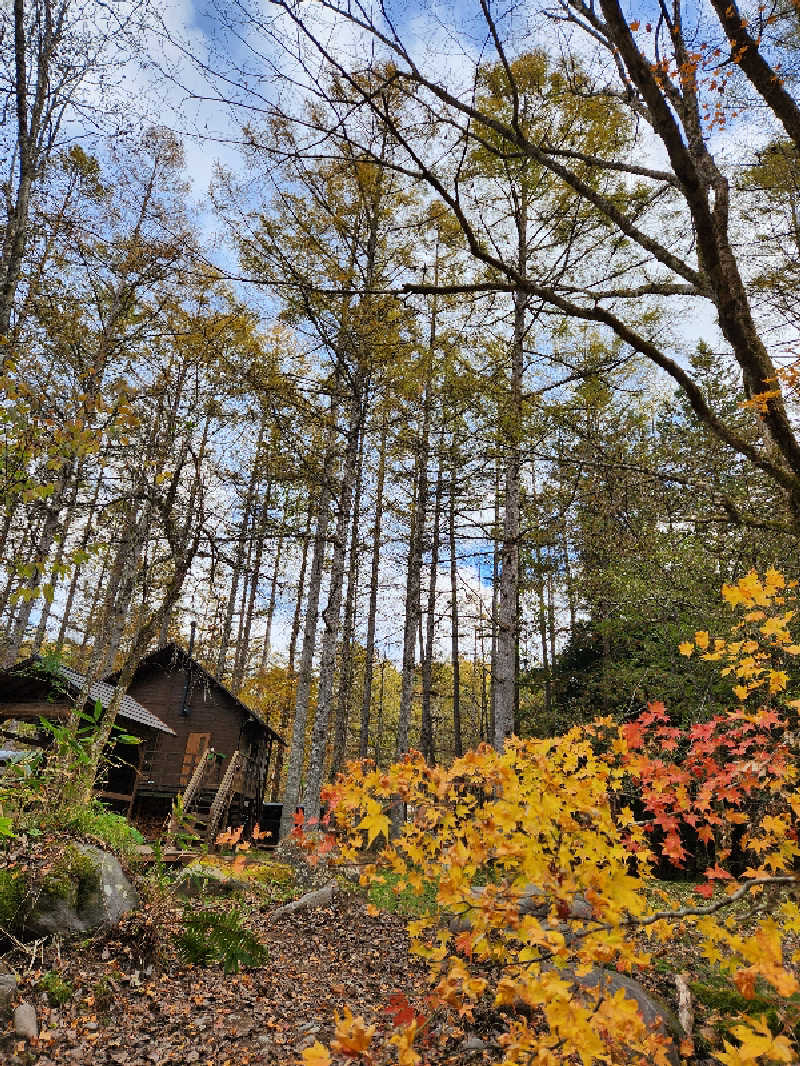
[26,843,138,936]
[500,965,680,1066]
[570,968,681,1066]
[0,971,17,1015]
[14,1001,38,1041]
[446,883,680,1066]
[175,860,246,898]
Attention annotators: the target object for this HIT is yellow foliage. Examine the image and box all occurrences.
[308,570,800,1065]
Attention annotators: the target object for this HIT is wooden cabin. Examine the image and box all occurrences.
[0,657,176,813]
[110,643,285,840]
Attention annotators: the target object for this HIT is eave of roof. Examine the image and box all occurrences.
[120,643,286,744]
[56,666,176,736]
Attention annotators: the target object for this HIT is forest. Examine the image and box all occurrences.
[2,0,800,1063]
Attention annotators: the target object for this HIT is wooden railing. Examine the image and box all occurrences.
[143,750,266,800]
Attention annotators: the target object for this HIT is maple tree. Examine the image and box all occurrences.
[298,570,800,1066]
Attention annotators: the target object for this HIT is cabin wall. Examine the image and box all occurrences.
[128,663,261,796]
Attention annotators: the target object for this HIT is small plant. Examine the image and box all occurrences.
[63,802,145,856]
[91,976,114,1012]
[0,868,25,925]
[38,970,73,1006]
[177,906,268,974]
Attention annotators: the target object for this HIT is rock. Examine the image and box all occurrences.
[573,968,681,1063]
[449,882,593,933]
[26,844,138,936]
[0,971,18,1014]
[462,1033,486,1051]
[270,881,337,919]
[175,861,244,898]
[698,1025,721,1049]
[14,1001,38,1041]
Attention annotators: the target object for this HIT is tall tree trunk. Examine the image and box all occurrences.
[375,655,386,765]
[232,500,258,687]
[55,470,103,655]
[0,500,19,564]
[32,464,83,653]
[1,0,37,342]
[279,403,338,839]
[449,443,462,759]
[561,530,576,653]
[302,384,362,823]
[396,357,434,757]
[216,416,266,682]
[494,185,527,749]
[421,436,444,764]
[232,475,274,694]
[270,496,313,800]
[261,522,285,670]
[330,417,364,780]
[536,557,551,721]
[4,462,72,665]
[490,456,500,745]
[359,412,388,759]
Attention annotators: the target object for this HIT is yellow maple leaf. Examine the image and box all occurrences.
[678,641,695,657]
[358,798,390,846]
[694,630,710,650]
[301,1041,331,1066]
[769,669,789,693]
[332,1006,376,1057]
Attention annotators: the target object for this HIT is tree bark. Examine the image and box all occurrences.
[302,384,362,822]
[449,442,462,759]
[359,411,388,759]
[494,184,527,749]
[396,356,434,757]
[216,416,266,682]
[279,403,338,839]
[330,416,364,780]
[490,456,500,744]
[421,434,444,764]
[270,495,313,800]
[55,470,103,655]
[232,474,274,694]
[4,462,72,665]
[32,464,84,653]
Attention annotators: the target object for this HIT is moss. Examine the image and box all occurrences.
[247,861,295,885]
[40,844,100,910]
[690,975,800,1041]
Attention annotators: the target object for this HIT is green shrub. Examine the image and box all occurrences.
[38,970,73,1006]
[177,907,268,974]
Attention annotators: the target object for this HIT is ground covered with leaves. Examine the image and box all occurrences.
[0,846,503,1066]
[1,840,793,1066]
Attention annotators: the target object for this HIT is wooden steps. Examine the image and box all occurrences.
[164,748,249,846]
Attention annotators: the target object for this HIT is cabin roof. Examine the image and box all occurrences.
[0,658,176,735]
[109,643,286,745]
[59,665,177,735]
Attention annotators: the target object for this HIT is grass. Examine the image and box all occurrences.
[367,870,439,916]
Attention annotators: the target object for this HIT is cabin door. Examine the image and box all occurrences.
[180,732,211,786]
